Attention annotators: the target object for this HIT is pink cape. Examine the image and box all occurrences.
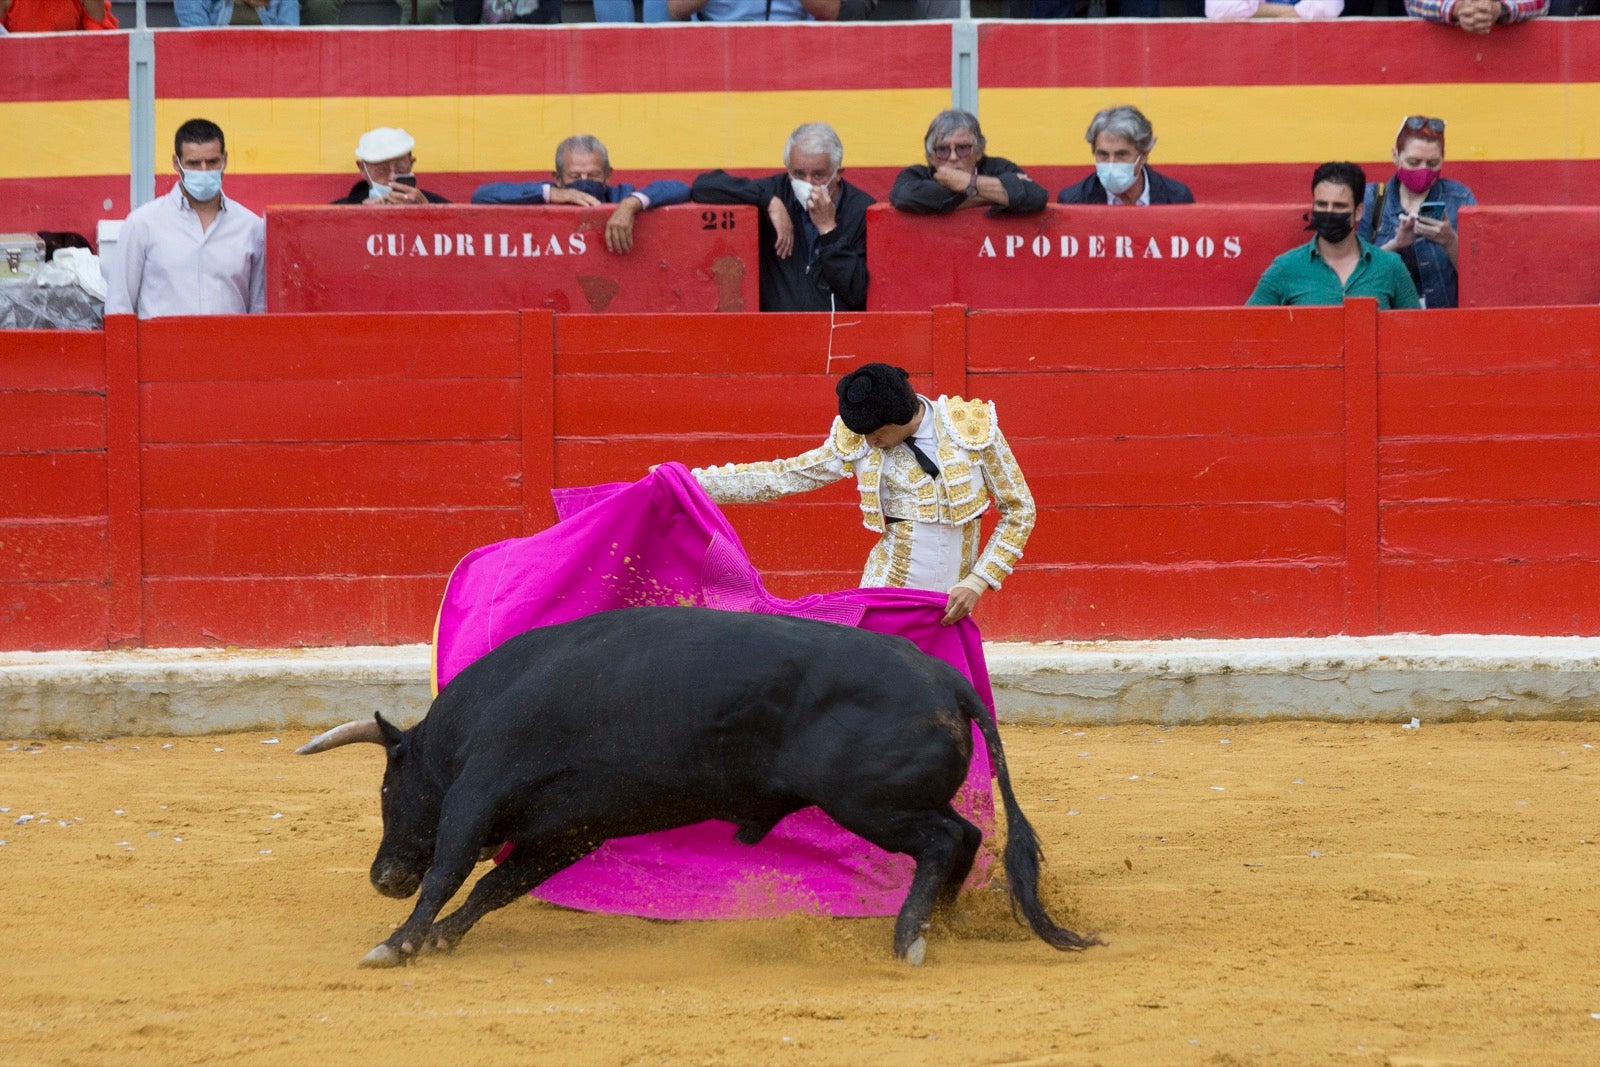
[432,463,995,920]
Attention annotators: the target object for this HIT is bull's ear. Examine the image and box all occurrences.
[375,712,405,750]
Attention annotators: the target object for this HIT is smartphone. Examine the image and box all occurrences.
[393,174,418,188]
[1418,201,1446,219]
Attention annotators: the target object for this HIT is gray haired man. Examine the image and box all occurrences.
[888,108,1047,216]
[1058,105,1195,206]
[691,121,872,312]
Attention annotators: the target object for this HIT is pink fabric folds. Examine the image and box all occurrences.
[432,463,996,920]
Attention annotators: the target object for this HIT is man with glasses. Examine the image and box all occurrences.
[691,121,871,312]
[334,128,450,206]
[889,109,1047,217]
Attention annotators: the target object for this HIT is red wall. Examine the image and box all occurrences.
[6,302,1600,651]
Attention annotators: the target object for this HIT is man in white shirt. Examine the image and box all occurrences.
[105,118,267,319]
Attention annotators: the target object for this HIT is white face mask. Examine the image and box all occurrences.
[1096,160,1140,196]
[362,165,390,201]
[790,172,836,208]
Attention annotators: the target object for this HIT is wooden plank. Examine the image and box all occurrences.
[104,314,141,647]
[556,437,829,487]
[1016,436,1343,506]
[967,308,1345,371]
[137,313,521,381]
[141,508,522,577]
[1381,306,1600,372]
[556,313,935,375]
[0,583,110,651]
[1382,502,1600,562]
[140,379,521,444]
[522,310,557,536]
[1026,503,1345,566]
[1382,370,1600,439]
[1382,438,1600,503]
[140,442,524,510]
[0,392,105,453]
[980,368,1346,439]
[1343,297,1380,634]
[0,453,106,518]
[142,575,447,647]
[1381,560,1600,636]
[0,520,106,583]
[0,331,106,390]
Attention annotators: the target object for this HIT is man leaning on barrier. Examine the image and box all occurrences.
[889,109,1047,217]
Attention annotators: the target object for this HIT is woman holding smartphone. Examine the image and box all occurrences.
[1358,115,1477,309]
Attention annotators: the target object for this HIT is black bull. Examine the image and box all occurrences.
[300,605,1101,967]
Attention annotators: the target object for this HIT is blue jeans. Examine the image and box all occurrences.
[592,0,670,17]
[174,0,300,22]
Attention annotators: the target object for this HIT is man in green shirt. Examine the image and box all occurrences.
[1247,161,1422,309]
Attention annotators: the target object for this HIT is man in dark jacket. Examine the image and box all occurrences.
[334,127,451,206]
[1057,105,1195,207]
[692,122,871,312]
[889,109,1047,217]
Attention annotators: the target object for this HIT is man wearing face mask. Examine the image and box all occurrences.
[1057,105,1195,207]
[105,118,266,320]
[691,121,871,312]
[1247,161,1420,309]
[334,128,450,207]
[471,135,690,255]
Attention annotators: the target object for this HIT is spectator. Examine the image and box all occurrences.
[1358,116,1474,309]
[593,0,669,17]
[1404,0,1546,31]
[472,135,690,254]
[303,0,441,25]
[1205,0,1341,17]
[890,109,1047,217]
[667,0,837,17]
[174,0,298,23]
[691,121,871,313]
[0,0,117,30]
[688,362,1036,627]
[1058,105,1195,206]
[334,127,450,206]
[1246,161,1420,309]
[105,119,266,320]
[454,0,563,22]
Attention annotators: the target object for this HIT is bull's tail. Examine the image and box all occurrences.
[960,683,1104,951]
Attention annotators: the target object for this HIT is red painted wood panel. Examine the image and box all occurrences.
[1382,439,1600,503]
[1018,436,1343,506]
[0,584,110,652]
[140,379,521,444]
[141,508,521,577]
[141,442,523,510]
[1381,371,1600,439]
[1381,561,1600,636]
[981,369,1346,439]
[1456,207,1600,310]
[555,313,935,374]
[966,308,1344,372]
[556,438,826,486]
[977,565,1346,641]
[1383,503,1600,562]
[0,521,106,583]
[0,393,105,452]
[1380,306,1600,372]
[1028,504,1344,566]
[0,453,106,518]
[0,332,106,390]
[715,502,880,575]
[136,313,521,382]
[142,576,446,647]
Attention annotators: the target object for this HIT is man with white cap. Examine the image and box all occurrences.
[334,127,450,206]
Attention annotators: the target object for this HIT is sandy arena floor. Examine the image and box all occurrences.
[3,720,1599,1067]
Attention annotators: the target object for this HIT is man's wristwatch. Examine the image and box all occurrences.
[965,176,979,199]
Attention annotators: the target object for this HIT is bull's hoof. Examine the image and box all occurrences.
[359,943,405,969]
[904,936,927,967]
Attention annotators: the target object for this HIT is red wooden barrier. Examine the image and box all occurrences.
[1455,206,1600,310]
[9,302,1600,650]
[867,205,1307,311]
[266,205,758,314]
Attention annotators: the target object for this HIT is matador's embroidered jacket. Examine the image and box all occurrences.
[691,395,1036,590]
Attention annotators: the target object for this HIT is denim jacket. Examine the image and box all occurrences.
[1359,175,1476,309]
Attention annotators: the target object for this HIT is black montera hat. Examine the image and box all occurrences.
[836,363,917,434]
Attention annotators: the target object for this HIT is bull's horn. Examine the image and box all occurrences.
[296,718,386,755]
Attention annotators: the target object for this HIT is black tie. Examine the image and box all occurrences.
[905,440,940,479]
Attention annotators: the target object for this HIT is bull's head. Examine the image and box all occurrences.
[297,713,443,900]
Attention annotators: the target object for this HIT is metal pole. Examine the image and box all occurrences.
[951,17,978,115]
[128,29,157,209]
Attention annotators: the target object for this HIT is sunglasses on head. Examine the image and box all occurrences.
[1399,115,1446,136]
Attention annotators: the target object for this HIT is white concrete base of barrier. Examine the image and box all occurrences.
[2,635,1598,739]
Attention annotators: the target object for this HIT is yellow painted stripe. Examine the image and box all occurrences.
[980,84,1600,166]
[0,100,130,178]
[150,89,952,176]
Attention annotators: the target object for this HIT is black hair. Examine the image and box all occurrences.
[836,363,918,434]
[174,118,226,157]
[1311,161,1365,205]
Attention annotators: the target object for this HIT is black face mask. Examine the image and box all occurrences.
[1305,210,1354,244]
[565,179,610,201]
